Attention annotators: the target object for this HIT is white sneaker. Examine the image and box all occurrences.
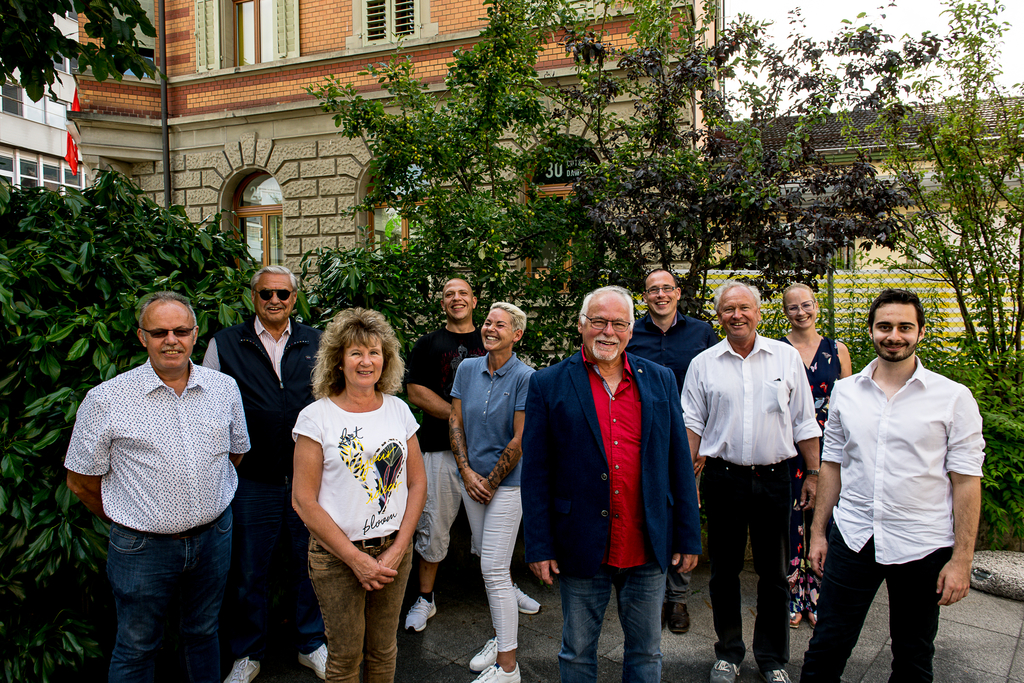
[469,638,498,672]
[709,659,739,683]
[513,584,540,615]
[404,596,437,632]
[471,663,521,683]
[297,643,328,680]
[224,657,260,683]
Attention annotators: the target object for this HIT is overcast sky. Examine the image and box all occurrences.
[723,0,1024,93]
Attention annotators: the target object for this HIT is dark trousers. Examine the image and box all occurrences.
[703,458,791,673]
[801,527,952,683]
[224,477,325,660]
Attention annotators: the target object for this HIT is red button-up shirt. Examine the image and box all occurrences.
[582,347,650,569]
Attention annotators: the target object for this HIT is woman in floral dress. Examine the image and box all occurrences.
[779,284,852,628]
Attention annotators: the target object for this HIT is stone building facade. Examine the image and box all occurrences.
[72,0,703,272]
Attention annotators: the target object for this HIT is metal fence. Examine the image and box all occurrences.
[700,269,966,370]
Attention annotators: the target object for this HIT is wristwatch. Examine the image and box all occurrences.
[805,469,820,476]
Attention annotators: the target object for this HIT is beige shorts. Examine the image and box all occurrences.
[412,450,464,562]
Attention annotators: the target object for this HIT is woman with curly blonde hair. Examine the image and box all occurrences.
[292,308,426,682]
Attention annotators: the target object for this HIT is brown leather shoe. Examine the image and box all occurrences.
[667,602,690,634]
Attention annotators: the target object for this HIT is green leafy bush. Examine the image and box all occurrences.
[977,411,1024,548]
[0,171,255,681]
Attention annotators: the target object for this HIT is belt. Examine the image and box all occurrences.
[705,457,790,476]
[121,508,226,540]
[355,530,398,557]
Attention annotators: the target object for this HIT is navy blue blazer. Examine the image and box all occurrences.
[521,350,702,578]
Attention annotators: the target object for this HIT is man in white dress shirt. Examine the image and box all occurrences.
[682,281,821,683]
[65,291,250,683]
[801,289,985,683]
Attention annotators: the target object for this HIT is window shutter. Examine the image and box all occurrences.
[274,0,299,59]
[195,0,220,71]
[365,0,387,42]
[394,0,415,36]
[136,0,157,50]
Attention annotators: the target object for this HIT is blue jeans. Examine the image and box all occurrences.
[558,561,666,683]
[800,527,952,683]
[106,507,232,683]
[224,477,324,660]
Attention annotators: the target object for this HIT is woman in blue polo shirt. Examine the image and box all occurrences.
[450,302,535,683]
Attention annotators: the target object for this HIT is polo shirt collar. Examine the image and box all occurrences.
[481,352,519,377]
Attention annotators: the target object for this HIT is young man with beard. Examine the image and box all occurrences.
[800,289,985,682]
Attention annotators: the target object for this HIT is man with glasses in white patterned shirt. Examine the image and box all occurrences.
[66,290,250,683]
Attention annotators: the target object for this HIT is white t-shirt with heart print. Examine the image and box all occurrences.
[293,395,419,541]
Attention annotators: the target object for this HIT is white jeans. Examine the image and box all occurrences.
[461,484,522,653]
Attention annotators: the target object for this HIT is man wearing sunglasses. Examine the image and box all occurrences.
[65,291,250,682]
[626,269,718,636]
[203,266,326,682]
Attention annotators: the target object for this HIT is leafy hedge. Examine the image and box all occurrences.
[0,172,255,681]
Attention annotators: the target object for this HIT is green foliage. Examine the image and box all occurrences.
[875,0,1024,366]
[566,0,913,312]
[0,0,157,102]
[308,0,597,362]
[977,411,1024,548]
[0,171,255,681]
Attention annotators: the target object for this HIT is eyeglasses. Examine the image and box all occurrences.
[784,300,816,315]
[257,288,293,301]
[140,326,196,339]
[645,285,677,295]
[581,314,631,332]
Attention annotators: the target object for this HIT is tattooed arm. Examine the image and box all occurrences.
[486,410,525,492]
[450,398,493,504]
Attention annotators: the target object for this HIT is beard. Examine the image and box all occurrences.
[874,337,918,363]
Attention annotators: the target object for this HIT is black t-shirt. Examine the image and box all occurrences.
[406,327,486,451]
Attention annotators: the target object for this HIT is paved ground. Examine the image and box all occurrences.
[247,544,1024,683]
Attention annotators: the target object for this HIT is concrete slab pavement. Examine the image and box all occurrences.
[247,557,1024,683]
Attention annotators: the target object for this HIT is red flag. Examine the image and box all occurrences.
[65,133,78,177]
[65,89,81,177]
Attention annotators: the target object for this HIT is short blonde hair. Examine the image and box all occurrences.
[311,308,404,398]
[489,302,527,334]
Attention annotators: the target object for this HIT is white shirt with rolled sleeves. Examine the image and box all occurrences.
[822,358,985,565]
[64,360,251,534]
[682,334,821,465]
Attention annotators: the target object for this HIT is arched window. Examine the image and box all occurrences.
[234,172,283,266]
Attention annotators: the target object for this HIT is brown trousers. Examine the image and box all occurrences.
[308,537,413,683]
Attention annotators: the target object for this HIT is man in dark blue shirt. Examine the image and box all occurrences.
[626,268,718,635]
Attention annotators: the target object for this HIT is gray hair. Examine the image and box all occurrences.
[136,291,197,327]
[250,265,298,291]
[713,280,761,312]
[579,286,635,325]
[489,302,528,334]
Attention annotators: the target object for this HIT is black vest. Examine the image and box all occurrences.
[212,317,321,485]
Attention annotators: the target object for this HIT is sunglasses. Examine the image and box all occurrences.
[257,289,293,301]
[140,326,196,339]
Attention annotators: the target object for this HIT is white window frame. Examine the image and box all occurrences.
[0,148,86,190]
